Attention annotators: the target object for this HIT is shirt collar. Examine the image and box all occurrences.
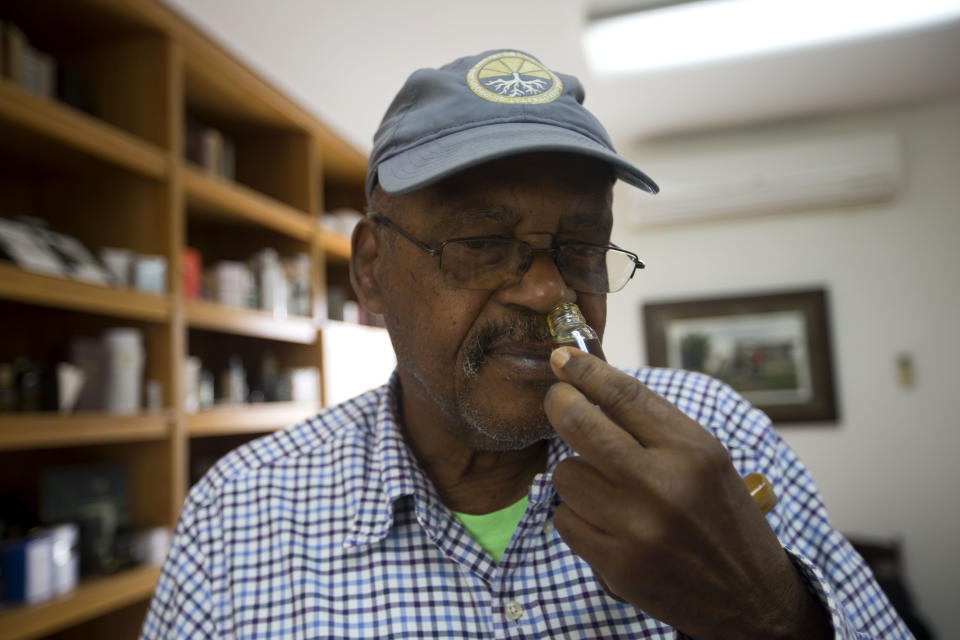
[344,371,578,547]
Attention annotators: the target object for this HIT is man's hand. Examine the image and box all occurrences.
[543,348,832,640]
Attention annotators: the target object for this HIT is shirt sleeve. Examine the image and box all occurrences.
[711,379,915,640]
[140,490,219,639]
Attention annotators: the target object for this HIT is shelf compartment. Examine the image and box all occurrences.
[0,411,170,451]
[185,298,316,344]
[0,565,161,640]
[0,263,170,322]
[0,80,167,180]
[175,25,365,187]
[186,401,318,437]
[183,166,315,240]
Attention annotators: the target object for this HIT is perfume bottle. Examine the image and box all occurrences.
[547,302,605,360]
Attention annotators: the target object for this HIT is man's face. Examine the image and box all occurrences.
[374,153,614,451]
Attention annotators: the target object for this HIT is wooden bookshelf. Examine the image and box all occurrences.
[185,299,317,343]
[318,227,352,261]
[183,166,316,241]
[186,401,319,437]
[0,412,170,451]
[0,0,372,637]
[0,566,161,640]
[0,80,168,180]
[0,264,170,322]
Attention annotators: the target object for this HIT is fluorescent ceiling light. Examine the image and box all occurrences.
[583,0,960,75]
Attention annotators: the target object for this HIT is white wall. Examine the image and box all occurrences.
[605,99,960,639]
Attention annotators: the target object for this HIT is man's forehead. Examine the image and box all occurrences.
[443,205,521,226]
[402,187,612,232]
[433,204,609,228]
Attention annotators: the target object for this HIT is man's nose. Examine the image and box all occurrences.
[496,251,576,314]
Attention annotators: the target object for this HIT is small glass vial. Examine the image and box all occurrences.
[547,302,605,360]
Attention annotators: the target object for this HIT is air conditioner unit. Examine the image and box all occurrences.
[627,132,902,227]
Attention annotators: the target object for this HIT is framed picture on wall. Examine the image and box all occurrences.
[642,289,838,424]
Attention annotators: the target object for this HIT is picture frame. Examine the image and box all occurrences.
[643,289,837,424]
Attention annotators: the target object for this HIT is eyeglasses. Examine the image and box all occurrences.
[371,214,644,294]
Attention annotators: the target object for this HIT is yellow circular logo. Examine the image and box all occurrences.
[466,51,563,104]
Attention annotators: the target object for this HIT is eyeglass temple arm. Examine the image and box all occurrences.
[370,214,442,257]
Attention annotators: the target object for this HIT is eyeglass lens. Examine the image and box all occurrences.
[439,239,635,293]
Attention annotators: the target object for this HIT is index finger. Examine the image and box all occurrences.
[543,379,644,475]
[549,347,701,447]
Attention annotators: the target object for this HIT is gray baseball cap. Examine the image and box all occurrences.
[366,49,659,199]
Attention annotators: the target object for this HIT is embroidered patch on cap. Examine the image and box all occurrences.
[466,50,563,104]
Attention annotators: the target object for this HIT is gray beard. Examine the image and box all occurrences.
[456,313,554,450]
[455,382,554,451]
[399,312,554,451]
[399,356,553,452]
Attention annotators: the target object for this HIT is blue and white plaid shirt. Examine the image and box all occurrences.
[142,368,912,639]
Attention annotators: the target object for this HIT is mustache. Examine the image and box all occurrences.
[463,313,551,377]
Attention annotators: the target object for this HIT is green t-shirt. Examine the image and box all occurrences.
[452,496,529,564]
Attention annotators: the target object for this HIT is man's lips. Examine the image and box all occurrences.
[484,342,554,378]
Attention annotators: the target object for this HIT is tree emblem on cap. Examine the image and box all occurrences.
[466,51,563,104]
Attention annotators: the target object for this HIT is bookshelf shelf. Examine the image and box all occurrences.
[318,227,352,262]
[186,401,318,437]
[0,264,170,322]
[0,565,162,640]
[183,166,315,241]
[0,80,168,180]
[185,298,317,344]
[0,412,170,451]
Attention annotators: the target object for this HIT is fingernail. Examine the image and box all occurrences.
[551,348,571,369]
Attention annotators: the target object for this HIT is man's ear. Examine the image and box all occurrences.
[349,218,386,315]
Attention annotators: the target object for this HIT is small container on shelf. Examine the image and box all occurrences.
[207,260,254,308]
[199,370,215,409]
[102,328,145,414]
[283,253,311,317]
[70,337,106,412]
[132,255,167,294]
[2,22,56,100]
[184,115,236,180]
[220,356,247,405]
[1,531,54,605]
[100,247,135,287]
[182,247,203,299]
[0,523,80,605]
[184,356,201,414]
[130,526,172,566]
[145,379,163,411]
[56,362,85,414]
[251,248,288,320]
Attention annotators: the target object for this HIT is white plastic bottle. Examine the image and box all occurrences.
[102,328,144,413]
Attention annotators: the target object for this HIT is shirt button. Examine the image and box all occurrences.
[542,519,554,537]
[504,600,524,621]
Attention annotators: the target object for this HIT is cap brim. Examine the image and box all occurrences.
[373,122,659,197]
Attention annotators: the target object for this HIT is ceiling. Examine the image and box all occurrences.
[587,12,960,143]
[162,0,960,151]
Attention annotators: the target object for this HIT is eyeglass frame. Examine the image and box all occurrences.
[368,213,645,293]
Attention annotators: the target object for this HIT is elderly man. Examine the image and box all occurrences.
[142,50,911,639]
